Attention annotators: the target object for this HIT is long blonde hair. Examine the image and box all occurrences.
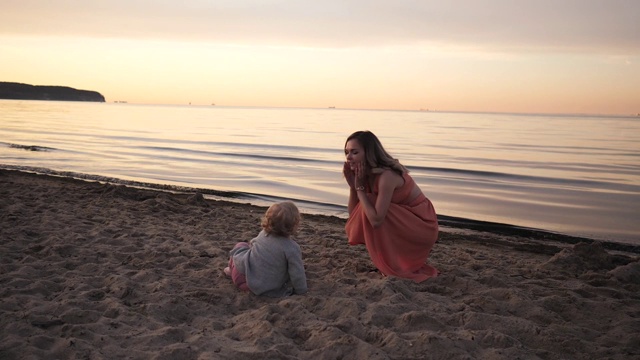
[345,131,407,176]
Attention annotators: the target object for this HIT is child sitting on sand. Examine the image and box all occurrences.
[224,201,308,297]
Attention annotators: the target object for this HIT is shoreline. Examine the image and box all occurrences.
[1,168,639,358]
[2,165,637,254]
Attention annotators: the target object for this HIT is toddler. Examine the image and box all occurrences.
[224,201,308,297]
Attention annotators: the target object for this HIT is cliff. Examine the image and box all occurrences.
[0,82,105,102]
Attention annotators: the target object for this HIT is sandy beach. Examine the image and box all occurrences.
[1,169,639,359]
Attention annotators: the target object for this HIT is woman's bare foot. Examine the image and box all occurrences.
[223,267,231,276]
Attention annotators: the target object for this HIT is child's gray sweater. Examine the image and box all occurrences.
[230,230,308,297]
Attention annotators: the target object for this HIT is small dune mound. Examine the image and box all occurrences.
[608,260,640,284]
[540,241,616,273]
[186,192,209,207]
[101,184,155,201]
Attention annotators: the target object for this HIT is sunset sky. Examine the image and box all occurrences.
[1,0,638,115]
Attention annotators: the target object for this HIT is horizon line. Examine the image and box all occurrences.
[105,101,640,118]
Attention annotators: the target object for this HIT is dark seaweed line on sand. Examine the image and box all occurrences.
[438,215,639,254]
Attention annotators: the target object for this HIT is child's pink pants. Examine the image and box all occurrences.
[228,242,250,291]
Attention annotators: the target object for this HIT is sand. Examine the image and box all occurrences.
[1,169,639,360]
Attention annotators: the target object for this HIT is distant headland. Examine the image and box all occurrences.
[0,82,105,102]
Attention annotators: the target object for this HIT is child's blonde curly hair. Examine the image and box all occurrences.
[261,201,301,237]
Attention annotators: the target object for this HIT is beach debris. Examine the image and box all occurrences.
[8,143,52,151]
[30,319,65,329]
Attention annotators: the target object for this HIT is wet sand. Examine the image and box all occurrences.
[1,169,639,359]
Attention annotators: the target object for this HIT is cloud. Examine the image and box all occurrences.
[1,0,638,53]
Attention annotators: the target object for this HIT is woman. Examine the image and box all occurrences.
[343,130,438,282]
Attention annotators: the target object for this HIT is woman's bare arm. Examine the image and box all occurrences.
[356,170,403,228]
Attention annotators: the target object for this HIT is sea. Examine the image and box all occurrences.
[1,99,639,246]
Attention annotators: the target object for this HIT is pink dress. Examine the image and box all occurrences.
[345,172,439,282]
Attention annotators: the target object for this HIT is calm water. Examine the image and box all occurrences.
[1,100,639,245]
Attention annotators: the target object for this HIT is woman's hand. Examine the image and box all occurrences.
[343,161,356,188]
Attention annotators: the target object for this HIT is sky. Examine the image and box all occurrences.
[1,0,639,115]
